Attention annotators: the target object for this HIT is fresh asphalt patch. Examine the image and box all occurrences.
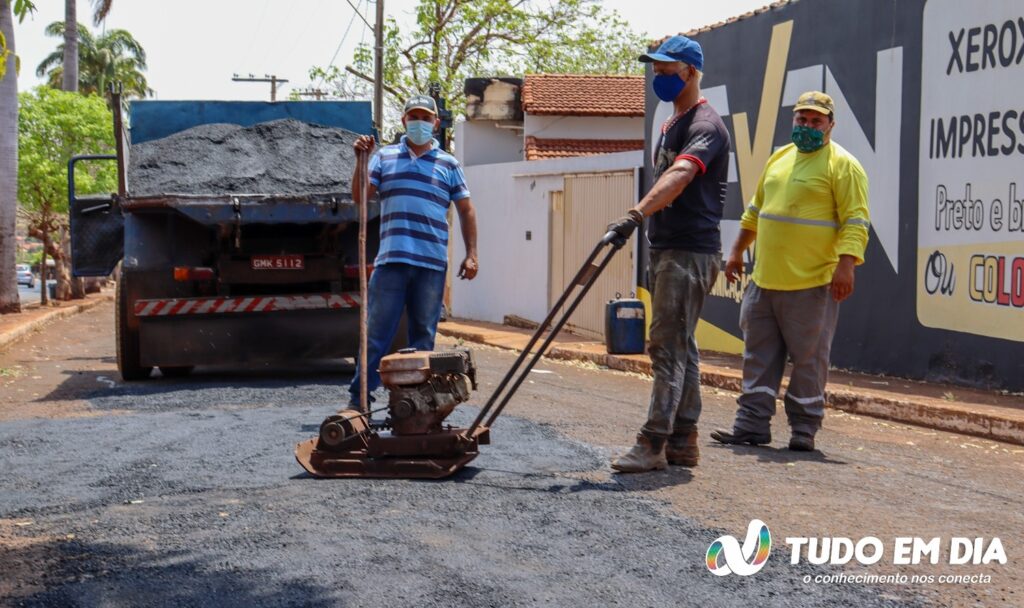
[0,376,923,607]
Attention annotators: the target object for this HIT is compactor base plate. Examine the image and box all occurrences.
[295,427,489,479]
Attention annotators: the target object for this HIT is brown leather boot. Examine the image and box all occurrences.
[666,430,699,467]
[611,433,667,473]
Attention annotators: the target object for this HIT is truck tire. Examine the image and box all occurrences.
[116,272,153,381]
[159,366,194,378]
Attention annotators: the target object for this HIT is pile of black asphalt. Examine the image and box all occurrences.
[0,374,920,608]
[128,119,360,196]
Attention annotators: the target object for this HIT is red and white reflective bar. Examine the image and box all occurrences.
[133,293,361,317]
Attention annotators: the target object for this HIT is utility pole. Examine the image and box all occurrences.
[232,73,290,101]
[373,0,385,136]
[295,88,328,100]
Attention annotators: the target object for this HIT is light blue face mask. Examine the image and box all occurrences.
[406,120,435,146]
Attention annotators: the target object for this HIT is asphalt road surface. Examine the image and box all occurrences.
[0,302,1020,607]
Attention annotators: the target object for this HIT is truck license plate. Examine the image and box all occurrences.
[251,255,304,270]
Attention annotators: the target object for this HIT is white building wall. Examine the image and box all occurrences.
[523,115,644,140]
[453,120,523,167]
[450,150,643,324]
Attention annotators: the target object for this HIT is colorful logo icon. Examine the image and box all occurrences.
[706,519,772,576]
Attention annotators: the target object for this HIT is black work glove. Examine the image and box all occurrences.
[606,209,644,242]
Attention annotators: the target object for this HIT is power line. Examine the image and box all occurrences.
[317,0,370,89]
[280,0,329,66]
[232,73,290,102]
[344,0,373,29]
[258,0,306,68]
[294,88,328,100]
[238,0,273,76]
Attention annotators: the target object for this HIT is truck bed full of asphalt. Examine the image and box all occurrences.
[128,119,360,196]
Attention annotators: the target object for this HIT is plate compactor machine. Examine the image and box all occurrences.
[295,348,487,478]
[295,199,630,479]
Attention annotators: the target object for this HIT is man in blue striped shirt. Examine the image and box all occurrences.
[349,95,478,404]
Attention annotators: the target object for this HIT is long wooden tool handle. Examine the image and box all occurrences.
[357,148,370,414]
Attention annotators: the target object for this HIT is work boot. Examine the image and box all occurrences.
[788,432,815,452]
[611,433,667,473]
[666,430,699,467]
[709,428,771,446]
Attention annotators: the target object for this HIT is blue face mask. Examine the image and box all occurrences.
[406,120,435,146]
[652,73,686,102]
[791,125,826,152]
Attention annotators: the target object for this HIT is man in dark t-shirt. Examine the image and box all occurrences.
[606,35,731,473]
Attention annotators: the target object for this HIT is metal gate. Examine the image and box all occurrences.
[549,171,636,339]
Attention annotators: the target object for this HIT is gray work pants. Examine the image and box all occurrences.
[641,249,720,440]
[733,283,840,437]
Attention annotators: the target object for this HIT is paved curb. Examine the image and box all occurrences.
[439,325,1024,447]
[0,293,113,353]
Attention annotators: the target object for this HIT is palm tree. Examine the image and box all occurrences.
[63,1,77,91]
[64,1,115,92]
[38,21,152,99]
[92,0,112,24]
[1,0,36,314]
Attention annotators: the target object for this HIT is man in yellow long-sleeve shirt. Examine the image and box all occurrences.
[711,91,870,452]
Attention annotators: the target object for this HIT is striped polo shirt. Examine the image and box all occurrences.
[368,136,471,272]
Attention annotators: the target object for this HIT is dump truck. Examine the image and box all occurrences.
[69,93,384,380]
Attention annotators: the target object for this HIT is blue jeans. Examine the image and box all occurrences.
[349,262,446,402]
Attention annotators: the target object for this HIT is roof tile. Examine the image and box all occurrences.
[521,74,644,117]
[524,136,644,161]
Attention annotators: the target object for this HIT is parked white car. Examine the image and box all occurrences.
[16,264,35,288]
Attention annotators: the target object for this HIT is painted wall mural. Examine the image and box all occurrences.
[640,0,1024,390]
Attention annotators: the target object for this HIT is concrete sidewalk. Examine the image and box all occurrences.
[0,291,114,352]
[437,318,1024,446]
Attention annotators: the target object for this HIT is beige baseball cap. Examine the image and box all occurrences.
[794,91,834,115]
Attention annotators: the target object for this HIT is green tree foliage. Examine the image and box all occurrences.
[308,0,645,138]
[19,87,115,205]
[0,30,6,81]
[17,87,116,301]
[13,0,34,18]
[0,1,36,80]
[36,21,151,98]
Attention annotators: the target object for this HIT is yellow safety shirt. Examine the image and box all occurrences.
[740,141,870,290]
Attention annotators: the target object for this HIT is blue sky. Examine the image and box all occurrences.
[12,0,769,101]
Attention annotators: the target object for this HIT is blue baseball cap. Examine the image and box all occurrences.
[638,35,704,71]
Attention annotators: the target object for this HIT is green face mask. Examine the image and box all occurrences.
[791,125,826,152]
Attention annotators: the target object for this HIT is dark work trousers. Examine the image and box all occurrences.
[641,249,720,440]
[732,283,840,437]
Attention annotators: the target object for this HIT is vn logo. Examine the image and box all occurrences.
[706,519,772,576]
